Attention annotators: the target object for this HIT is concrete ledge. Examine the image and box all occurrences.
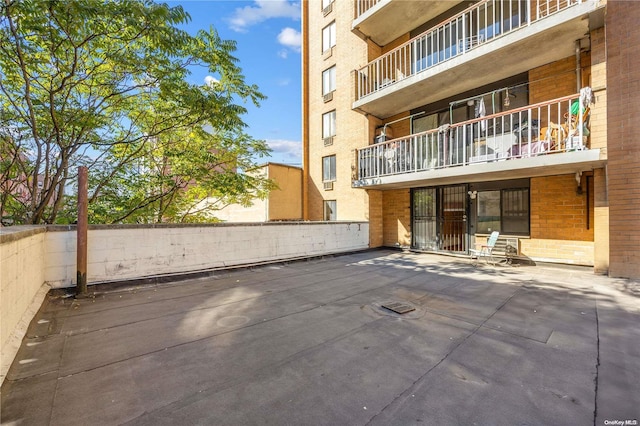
[0,225,46,244]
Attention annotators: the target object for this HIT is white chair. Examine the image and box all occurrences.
[470,231,500,266]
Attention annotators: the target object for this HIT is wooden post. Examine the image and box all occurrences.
[76,166,88,296]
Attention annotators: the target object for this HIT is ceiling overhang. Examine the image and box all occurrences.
[353,2,604,119]
[352,0,465,46]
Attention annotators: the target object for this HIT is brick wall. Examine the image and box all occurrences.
[530,175,594,241]
[368,189,383,247]
[590,25,609,273]
[382,189,411,246]
[520,238,594,265]
[606,1,640,279]
[304,0,371,221]
[527,49,602,267]
[529,56,578,104]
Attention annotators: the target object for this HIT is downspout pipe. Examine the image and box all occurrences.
[576,39,581,91]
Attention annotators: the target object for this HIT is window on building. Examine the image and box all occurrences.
[476,188,529,235]
[322,155,336,182]
[322,0,333,9]
[322,22,336,53]
[410,74,529,133]
[322,66,336,96]
[501,188,529,234]
[477,191,501,234]
[322,110,336,139]
[324,200,337,221]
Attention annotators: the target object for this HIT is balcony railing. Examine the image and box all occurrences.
[355,0,582,100]
[354,93,591,182]
[355,0,380,19]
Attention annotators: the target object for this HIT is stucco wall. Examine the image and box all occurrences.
[268,164,303,221]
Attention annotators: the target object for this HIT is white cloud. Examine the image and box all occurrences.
[204,75,219,87]
[266,139,301,163]
[277,27,301,53]
[229,0,300,32]
[276,78,290,86]
[277,49,288,59]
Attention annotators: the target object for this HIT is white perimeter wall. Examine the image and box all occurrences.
[1,222,369,383]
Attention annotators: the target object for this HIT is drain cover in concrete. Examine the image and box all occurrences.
[381,302,416,314]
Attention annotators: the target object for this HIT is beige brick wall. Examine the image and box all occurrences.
[382,189,411,246]
[520,238,594,265]
[529,56,578,104]
[590,26,609,273]
[530,175,594,241]
[304,0,371,222]
[606,1,640,279]
[368,189,383,247]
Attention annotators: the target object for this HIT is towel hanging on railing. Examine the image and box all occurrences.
[475,97,486,132]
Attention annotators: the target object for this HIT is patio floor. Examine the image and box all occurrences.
[1,249,639,425]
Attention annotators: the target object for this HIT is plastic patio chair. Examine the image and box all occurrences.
[470,231,500,266]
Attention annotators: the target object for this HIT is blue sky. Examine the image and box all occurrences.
[167,0,302,166]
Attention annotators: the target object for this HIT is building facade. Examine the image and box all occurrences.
[208,163,303,222]
[302,0,640,278]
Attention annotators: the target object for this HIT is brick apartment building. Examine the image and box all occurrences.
[302,0,640,278]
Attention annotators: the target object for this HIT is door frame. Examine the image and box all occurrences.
[411,184,470,254]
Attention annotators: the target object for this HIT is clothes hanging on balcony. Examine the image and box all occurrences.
[579,86,594,109]
[475,97,486,132]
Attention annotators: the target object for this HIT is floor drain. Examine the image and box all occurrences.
[381,302,415,314]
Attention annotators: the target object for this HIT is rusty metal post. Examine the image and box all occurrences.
[76,166,88,296]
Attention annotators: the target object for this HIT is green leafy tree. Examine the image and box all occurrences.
[0,0,273,224]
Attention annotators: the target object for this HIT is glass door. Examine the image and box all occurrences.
[412,185,469,254]
[439,185,468,253]
[412,188,438,251]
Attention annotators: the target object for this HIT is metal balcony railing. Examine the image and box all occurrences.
[354,93,591,182]
[355,0,582,100]
[354,0,380,19]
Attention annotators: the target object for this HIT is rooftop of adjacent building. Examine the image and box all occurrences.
[2,249,638,425]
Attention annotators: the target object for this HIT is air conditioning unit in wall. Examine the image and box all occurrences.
[322,3,333,16]
[323,91,333,103]
[323,181,333,190]
[505,238,520,256]
[323,136,334,146]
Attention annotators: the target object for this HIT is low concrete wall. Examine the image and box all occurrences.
[0,227,50,384]
[45,222,369,287]
[1,221,369,383]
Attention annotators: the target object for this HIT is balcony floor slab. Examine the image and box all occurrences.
[354,148,605,189]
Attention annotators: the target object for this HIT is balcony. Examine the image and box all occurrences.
[353,0,464,46]
[352,93,605,189]
[353,0,604,118]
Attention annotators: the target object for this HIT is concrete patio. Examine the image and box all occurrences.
[1,249,638,425]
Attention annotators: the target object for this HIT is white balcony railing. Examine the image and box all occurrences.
[354,93,591,182]
[355,0,380,19]
[355,0,582,100]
